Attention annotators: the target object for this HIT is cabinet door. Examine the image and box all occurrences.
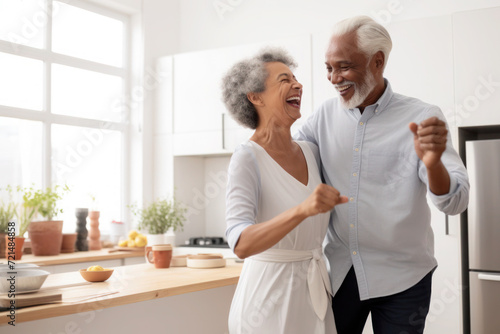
[384,16,455,128]
[453,7,500,127]
[173,50,224,134]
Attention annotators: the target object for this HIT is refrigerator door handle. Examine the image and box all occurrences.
[478,273,500,282]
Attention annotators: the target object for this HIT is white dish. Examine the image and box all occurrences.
[0,269,50,294]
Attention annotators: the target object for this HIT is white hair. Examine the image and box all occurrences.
[332,15,392,70]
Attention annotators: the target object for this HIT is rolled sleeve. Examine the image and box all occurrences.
[225,143,261,251]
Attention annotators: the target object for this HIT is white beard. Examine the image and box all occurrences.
[338,69,377,110]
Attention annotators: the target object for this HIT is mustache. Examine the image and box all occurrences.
[334,80,356,89]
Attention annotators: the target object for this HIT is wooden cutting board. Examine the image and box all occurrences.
[108,246,145,253]
[0,291,62,309]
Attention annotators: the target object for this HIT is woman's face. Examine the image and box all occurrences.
[256,62,303,125]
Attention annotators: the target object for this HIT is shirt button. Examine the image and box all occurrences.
[359,122,364,125]
[350,224,354,228]
[375,109,379,113]
[353,173,357,177]
[353,251,357,255]
[354,148,359,152]
[349,197,355,202]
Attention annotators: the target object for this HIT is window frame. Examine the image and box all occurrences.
[0,0,132,227]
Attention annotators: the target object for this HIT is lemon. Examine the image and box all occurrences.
[128,230,138,240]
[134,235,147,247]
[87,265,104,271]
[127,239,136,247]
[118,239,128,247]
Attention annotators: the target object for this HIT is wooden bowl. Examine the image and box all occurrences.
[187,257,226,269]
[187,253,223,260]
[171,254,190,267]
[79,269,114,282]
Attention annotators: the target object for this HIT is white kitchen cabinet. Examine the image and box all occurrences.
[171,35,312,155]
[453,7,500,127]
[384,16,455,127]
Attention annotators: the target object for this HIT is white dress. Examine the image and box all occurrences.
[226,140,336,334]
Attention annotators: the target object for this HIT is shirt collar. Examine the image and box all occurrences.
[375,78,393,113]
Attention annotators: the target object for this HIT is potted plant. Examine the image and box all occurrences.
[2,186,37,260]
[0,186,16,258]
[130,197,186,246]
[25,184,69,256]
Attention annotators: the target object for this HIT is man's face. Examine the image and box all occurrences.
[325,32,377,109]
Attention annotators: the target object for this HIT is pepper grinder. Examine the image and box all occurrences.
[75,208,88,251]
[88,211,102,250]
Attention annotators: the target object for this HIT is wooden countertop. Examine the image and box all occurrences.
[11,249,145,266]
[0,260,242,325]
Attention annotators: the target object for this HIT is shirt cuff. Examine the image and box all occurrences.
[428,173,458,204]
[226,222,253,251]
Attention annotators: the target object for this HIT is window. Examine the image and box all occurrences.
[0,0,130,234]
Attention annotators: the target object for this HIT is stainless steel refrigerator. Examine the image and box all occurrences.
[466,139,500,334]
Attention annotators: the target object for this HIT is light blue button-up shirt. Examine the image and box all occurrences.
[295,80,469,300]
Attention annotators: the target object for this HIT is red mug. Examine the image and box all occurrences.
[146,244,173,268]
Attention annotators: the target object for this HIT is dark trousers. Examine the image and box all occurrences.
[332,267,433,334]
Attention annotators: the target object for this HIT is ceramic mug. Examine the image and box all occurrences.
[146,244,173,269]
[145,246,153,264]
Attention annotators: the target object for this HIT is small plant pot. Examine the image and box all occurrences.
[0,232,6,258]
[28,220,63,256]
[146,234,165,246]
[61,233,77,253]
[4,235,25,260]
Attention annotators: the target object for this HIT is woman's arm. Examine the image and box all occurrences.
[234,184,348,259]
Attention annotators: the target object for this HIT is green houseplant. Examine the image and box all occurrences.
[25,184,69,256]
[130,197,186,246]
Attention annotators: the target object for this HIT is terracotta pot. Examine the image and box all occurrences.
[0,232,6,258]
[4,235,25,260]
[28,220,63,256]
[61,233,77,253]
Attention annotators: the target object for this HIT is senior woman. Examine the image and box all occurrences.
[222,48,347,334]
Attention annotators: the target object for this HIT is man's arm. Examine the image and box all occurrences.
[409,115,469,215]
[409,116,450,195]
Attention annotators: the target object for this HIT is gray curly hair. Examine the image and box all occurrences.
[221,47,297,129]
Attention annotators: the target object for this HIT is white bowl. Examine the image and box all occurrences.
[0,269,50,293]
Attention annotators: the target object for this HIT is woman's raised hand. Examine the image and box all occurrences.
[299,184,348,217]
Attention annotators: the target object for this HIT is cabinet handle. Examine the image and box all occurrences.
[478,273,500,282]
[445,214,449,235]
[222,113,226,150]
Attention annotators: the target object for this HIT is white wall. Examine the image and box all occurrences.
[176,0,500,53]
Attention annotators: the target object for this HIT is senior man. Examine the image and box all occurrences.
[296,16,469,334]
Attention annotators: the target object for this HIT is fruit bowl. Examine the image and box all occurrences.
[79,269,114,282]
